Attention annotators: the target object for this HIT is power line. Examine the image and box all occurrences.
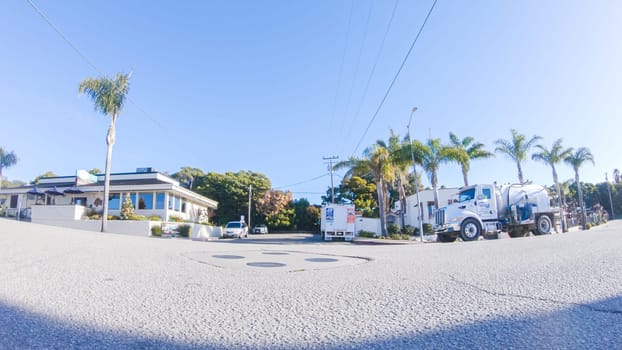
[350,0,439,157]
[272,173,330,190]
[341,0,399,154]
[25,0,164,129]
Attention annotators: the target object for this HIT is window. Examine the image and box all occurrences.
[427,201,435,219]
[155,193,165,209]
[168,195,174,210]
[174,196,181,211]
[129,193,137,208]
[482,188,492,199]
[459,188,476,202]
[138,193,153,209]
[74,197,87,206]
[108,193,120,210]
[10,195,18,208]
[181,198,186,213]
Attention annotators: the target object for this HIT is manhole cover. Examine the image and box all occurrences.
[262,252,289,255]
[305,258,339,263]
[212,255,245,260]
[247,262,287,268]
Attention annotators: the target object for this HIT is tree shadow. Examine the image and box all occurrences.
[0,295,620,349]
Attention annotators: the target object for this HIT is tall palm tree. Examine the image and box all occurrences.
[0,147,18,191]
[614,169,620,184]
[79,73,130,232]
[532,139,573,232]
[334,142,394,236]
[386,131,411,229]
[409,138,465,209]
[449,132,494,187]
[564,147,595,229]
[494,129,541,183]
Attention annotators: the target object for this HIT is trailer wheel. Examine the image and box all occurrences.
[460,218,481,241]
[437,234,457,243]
[534,215,553,235]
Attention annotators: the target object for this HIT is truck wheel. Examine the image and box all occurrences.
[460,218,481,241]
[534,215,552,235]
[437,234,457,243]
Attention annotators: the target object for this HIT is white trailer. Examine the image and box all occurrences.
[321,204,356,241]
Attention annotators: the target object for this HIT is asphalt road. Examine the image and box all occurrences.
[0,219,620,349]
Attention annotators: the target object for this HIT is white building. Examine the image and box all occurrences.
[0,168,218,224]
[395,187,460,229]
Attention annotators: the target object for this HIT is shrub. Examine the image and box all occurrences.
[389,233,411,240]
[358,230,375,238]
[148,215,162,221]
[119,194,135,220]
[423,223,434,234]
[151,225,162,237]
[107,215,120,220]
[177,224,192,237]
[89,214,101,220]
[401,225,415,236]
[169,215,184,222]
[585,223,592,230]
[388,223,400,235]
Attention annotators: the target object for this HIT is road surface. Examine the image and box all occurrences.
[0,219,620,349]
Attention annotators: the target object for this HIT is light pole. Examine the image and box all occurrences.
[606,173,615,220]
[407,107,424,243]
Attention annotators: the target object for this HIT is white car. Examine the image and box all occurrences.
[223,221,248,238]
[252,224,269,234]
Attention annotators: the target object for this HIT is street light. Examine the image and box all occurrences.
[407,107,424,243]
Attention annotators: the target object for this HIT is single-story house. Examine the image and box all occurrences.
[0,168,218,224]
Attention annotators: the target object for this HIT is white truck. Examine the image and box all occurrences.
[321,204,356,241]
[434,183,556,242]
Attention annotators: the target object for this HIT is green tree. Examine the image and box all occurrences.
[614,169,620,184]
[532,139,573,231]
[448,132,494,187]
[119,193,136,220]
[79,72,130,232]
[386,131,412,228]
[341,175,377,217]
[335,142,394,236]
[197,171,270,225]
[564,147,595,229]
[31,171,58,185]
[408,138,465,209]
[172,166,205,190]
[88,168,102,175]
[0,148,18,191]
[494,129,541,183]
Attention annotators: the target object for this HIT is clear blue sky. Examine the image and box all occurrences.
[1,0,621,204]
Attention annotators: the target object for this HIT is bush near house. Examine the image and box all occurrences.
[177,224,192,237]
[388,223,400,235]
[148,215,162,221]
[151,226,163,237]
[169,215,184,222]
[358,230,375,238]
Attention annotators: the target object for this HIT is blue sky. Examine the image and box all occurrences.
[1,0,621,204]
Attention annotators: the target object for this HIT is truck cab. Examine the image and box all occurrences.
[434,184,500,242]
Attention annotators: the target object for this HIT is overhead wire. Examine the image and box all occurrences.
[341,0,399,154]
[25,0,164,129]
[350,0,439,158]
[272,173,330,190]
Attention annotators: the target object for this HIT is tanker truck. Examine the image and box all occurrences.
[434,183,557,242]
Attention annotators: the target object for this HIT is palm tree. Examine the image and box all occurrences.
[532,139,573,232]
[564,147,595,229]
[334,142,394,236]
[449,132,494,187]
[409,138,465,209]
[0,147,18,191]
[79,73,130,232]
[614,169,620,184]
[386,131,411,229]
[494,129,541,183]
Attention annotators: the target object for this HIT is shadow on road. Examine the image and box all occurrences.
[0,294,620,349]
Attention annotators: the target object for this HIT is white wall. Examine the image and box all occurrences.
[403,188,459,229]
[355,217,381,236]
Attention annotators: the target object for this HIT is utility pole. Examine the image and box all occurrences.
[407,107,424,243]
[323,156,339,203]
[248,184,252,229]
[606,173,615,220]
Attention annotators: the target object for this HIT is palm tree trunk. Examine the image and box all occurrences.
[575,170,586,229]
[377,179,387,236]
[431,170,439,210]
[517,162,524,183]
[397,177,407,229]
[101,117,117,232]
[461,165,469,187]
[552,167,566,232]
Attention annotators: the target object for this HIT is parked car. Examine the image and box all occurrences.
[223,221,248,238]
[252,224,269,234]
